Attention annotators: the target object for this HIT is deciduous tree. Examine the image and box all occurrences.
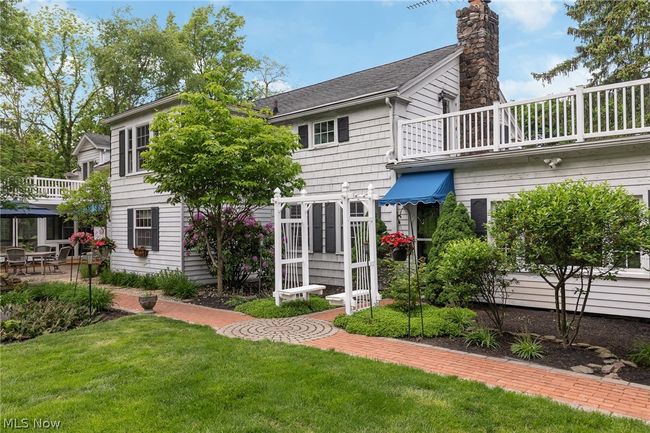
[144,77,303,293]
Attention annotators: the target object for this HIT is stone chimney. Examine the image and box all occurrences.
[456,0,499,110]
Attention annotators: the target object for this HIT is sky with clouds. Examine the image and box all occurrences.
[20,0,590,101]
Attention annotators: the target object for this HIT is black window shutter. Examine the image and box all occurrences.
[151,207,160,251]
[298,125,309,148]
[325,203,336,253]
[82,163,88,180]
[119,130,126,177]
[312,203,323,253]
[647,190,649,207]
[470,198,488,237]
[127,208,134,249]
[337,117,349,142]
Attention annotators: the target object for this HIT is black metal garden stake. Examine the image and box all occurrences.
[88,259,93,317]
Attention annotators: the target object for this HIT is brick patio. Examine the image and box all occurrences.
[111,292,650,422]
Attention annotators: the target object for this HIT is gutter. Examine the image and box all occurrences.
[268,89,404,123]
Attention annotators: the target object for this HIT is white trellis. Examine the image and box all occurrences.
[273,182,380,315]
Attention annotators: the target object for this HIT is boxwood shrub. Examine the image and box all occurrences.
[235,296,332,318]
[333,304,476,338]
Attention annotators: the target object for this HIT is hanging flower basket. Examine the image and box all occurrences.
[133,247,149,257]
[391,246,408,261]
[380,231,415,262]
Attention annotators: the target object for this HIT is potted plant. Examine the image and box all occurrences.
[133,246,148,257]
[93,237,116,259]
[380,231,415,262]
[138,290,157,313]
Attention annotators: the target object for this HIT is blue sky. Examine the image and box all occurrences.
[21,0,590,101]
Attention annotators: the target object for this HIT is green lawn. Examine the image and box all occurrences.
[1,316,648,433]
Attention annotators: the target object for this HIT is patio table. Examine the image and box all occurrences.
[0,251,56,275]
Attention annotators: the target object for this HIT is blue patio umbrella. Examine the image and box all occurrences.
[0,205,59,218]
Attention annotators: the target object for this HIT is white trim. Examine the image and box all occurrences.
[399,47,463,96]
[103,93,180,125]
[133,207,153,249]
[312,118,337,147]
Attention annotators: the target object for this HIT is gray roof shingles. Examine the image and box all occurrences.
[86,133,110,148]
[255,44,459,116]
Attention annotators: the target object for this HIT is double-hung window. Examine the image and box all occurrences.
[134,209,153,248]
[313,120,335,145]
[135,124,149,172]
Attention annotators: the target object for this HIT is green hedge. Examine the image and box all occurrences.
[235,296,332,318]
[99,268,198,299]
[334,305,476,338]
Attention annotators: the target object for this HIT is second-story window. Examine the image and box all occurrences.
[136,124,149,171]
[313,120,335,145]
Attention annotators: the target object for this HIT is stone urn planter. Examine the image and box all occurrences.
[138,293,158,313]
[391,247,408,261]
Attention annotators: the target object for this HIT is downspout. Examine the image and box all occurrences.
[384,97,399,232]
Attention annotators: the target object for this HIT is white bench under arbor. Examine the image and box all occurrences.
[273,183,380,315]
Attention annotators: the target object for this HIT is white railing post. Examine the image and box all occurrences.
[396,119,404,162]
[341,182,353,315]
[492,101,501,151]
[273,188,283,307]
[300,189,310,296]
[366,184,379,307]
[575,85,585,142]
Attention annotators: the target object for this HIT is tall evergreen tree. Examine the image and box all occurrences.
[533,0,650,85]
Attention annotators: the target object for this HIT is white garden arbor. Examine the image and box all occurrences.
[273,182,380,315]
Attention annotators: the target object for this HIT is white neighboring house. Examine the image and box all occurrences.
[102,0,649,318]
[0,133,111,254]
[68,133,111,180]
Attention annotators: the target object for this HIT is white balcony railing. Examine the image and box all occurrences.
[397,78,650,161]
[27,176,84,200]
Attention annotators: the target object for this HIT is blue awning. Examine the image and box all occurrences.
[379,170,454,206]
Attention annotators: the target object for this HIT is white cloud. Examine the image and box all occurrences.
[493,0,560,32]
[501,55,592,100]
[269,80,292,94]
[18,0,70,13]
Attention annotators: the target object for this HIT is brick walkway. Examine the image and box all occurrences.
[112,293,650,422]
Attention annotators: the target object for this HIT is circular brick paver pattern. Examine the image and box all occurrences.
[218,317,337,343]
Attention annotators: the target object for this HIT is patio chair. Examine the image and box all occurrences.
[45,246,72,273]
[5,248,27,275]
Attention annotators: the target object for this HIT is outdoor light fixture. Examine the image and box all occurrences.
[544,158,562,169]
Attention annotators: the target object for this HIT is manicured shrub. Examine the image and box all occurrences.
[490,180,650,346]
[0,300,100,342]
[155,269,198,298]
[511,334,544,360]
[629,342,650,368]
[464,327,500,349]
[424,193,476,303]
[386,260,427,313]
[99,269,157,290]
[333,305,476,338]
[436,238,515,331]
[235,296,332,318]
[27,282,113,311]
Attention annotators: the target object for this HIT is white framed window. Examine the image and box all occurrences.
[135,124,149,171]
[313,120,335,145]
[134,208,152,248]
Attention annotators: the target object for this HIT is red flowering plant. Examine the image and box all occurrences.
[380,231,415,250]
[68,231,94,246]
[93,237,116,253]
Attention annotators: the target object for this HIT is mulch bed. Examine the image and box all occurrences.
[412,304,650,385]
[189,285,344,311]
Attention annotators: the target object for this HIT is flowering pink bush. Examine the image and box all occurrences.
[184,207,274,292]
[69,231,94,246]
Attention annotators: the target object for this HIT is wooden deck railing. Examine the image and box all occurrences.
[27,176,84,200]
[397,78,650,161]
